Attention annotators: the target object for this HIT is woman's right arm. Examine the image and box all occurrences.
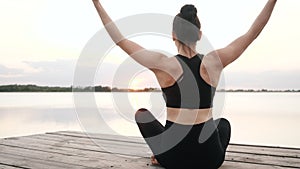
[92,0,168,71]
[214,0,277,68]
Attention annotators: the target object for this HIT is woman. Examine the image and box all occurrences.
[92,0,277,168]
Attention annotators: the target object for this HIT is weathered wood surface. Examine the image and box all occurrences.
[0,131,299,169]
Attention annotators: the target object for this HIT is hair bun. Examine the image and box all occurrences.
[173,4,201,43]
[180,5,197,21]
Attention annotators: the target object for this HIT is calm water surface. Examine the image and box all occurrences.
[0,92,299,148]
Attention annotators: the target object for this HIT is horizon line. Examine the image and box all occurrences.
[0,84,299,92]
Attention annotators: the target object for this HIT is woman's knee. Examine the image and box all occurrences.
[135,108,151,122]
[215,118,231,129]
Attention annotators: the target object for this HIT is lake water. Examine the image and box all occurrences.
[0,92,299,148]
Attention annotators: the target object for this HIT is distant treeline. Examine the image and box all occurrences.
[0,84,72,92]
[0,84,160,92]
[217,89,300,92]
[0,84,299,92]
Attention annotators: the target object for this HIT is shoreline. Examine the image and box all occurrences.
[0,84,299,93]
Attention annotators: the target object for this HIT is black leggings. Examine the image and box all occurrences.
[135,108,231,169]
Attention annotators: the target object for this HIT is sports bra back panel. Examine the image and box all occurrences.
[161,54,216,109]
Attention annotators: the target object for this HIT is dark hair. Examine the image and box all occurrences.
[173,4,201,44]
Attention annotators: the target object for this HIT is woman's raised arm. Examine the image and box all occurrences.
[214,0,277,68]
[92,0,168,70]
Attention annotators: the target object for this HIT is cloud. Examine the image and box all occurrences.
[0,60,76,86]
[0,65,23,77]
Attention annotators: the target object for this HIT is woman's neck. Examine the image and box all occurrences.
[176,41,197,58]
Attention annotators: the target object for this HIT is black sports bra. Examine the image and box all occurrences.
[161,54,216,109]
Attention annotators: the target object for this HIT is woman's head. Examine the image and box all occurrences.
[173,4,201,45]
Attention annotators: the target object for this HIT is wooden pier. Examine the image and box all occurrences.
[0,131,299,169]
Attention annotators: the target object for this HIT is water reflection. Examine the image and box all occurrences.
[0,92,299,148]
[0,107,81,138]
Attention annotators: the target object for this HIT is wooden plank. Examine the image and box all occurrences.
[10,133,299,167]
[39,132,149,150]
[50,131,145,144]
[0,138,147,163]
[0,154,293,169]
[19,133,149,153]
[221,161,295,169]
[225,152,300,168]
[0,145,160,169]
[228,144,300,159]
[2,143,290,169]
[0,144,115,167]
[27,133,151,155]
[0,135,158,169]
[0,152,83,169]
[50,132,300,168]
[0,164,22,169]
[1,131,299,169]
[1,135,151,158]
[4,133,300,168]
[53,131,300,158]
[30,134,300,168]
[49,131,300,160]
[0,134,161,169]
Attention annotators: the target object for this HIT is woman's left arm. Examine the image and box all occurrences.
[92,0,168,70]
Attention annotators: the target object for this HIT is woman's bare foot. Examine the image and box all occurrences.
[151,155,160,166]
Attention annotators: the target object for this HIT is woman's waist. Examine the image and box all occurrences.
[166,107,213,125]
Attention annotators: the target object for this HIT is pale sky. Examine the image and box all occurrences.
[0,0,299,89]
